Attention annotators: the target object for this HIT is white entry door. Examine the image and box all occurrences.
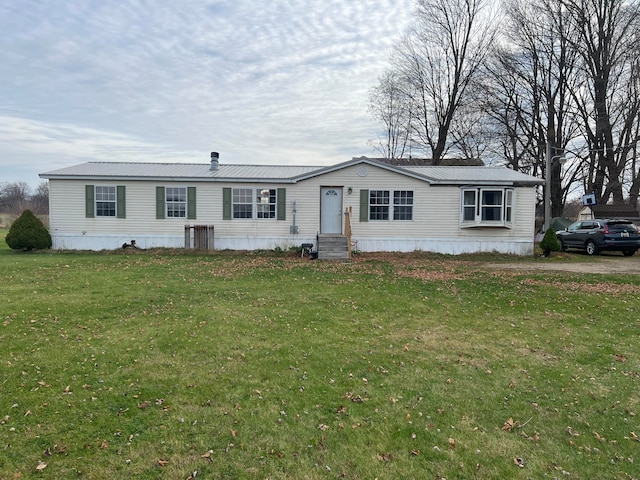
[320,187,343,234]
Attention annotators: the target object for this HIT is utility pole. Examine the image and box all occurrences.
[544,141,551,232]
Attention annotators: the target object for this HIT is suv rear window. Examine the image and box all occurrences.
[607,222,638,233]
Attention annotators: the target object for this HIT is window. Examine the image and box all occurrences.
[166,187,186,218]
[461,188,514,227]
[361,189,414,221]
[95,186,116,217]
[86,185,125,218]
[226,187,285,220]
[233,188,253,219]
[393,191,413,220]
[256,189,276,219]
[156,186,196,219]
[369,190,390,220]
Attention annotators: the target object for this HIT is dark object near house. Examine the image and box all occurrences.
[122,240,138,249]
[5,210,52,251]
[301,242,314,258]
[556,219,640,256]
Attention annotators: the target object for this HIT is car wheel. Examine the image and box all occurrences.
[623,250,636,257]
[585,240,598,256]
[559,239,566,252]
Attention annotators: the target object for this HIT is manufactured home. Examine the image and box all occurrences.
[40,154,543,257]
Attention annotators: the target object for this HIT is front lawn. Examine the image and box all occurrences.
[0,246,638,479]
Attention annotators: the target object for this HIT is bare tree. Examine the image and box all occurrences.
[368,71,413,159]
[30,181,50,215]
[564,0,640,204]
[0,181,31,214]
[481,0,584,216]
[390,0,497,163]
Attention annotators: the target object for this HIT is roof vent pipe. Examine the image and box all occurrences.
[210,151,219,170]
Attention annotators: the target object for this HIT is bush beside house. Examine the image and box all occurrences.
[539,227,561,257]
[5,210,52,251]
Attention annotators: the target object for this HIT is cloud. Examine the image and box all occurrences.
[0,0,415,186]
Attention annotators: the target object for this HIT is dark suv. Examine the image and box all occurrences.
[556,219,640,256]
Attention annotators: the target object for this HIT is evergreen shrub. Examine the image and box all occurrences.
[5,210,52,251]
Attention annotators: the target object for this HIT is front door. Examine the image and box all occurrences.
[320,187,343,234]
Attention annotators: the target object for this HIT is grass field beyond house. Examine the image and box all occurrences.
[1,238,639,479]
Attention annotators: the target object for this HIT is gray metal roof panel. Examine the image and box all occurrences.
[40,161,543,186]
[401,166,544,185]
[40,162,323,182]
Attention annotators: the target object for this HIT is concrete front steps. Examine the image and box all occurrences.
[317,234,350,261]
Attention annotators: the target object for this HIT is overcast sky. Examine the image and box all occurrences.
[0,0,415,189]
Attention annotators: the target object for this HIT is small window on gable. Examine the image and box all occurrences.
[461,187,514,227]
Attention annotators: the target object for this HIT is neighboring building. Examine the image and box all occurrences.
[578,204,640,222]
[39,154,543,256]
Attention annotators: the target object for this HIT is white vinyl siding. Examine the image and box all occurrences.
[46,163,537,254]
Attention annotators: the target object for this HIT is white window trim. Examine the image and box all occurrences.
[460,187,514,228]
[95,185,116,217]
[166,186,187,218]
[232,187,278,220]
[369,189,414,221]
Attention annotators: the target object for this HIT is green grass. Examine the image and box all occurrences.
[1,236,639,479]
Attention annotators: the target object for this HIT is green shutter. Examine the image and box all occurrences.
[116,186,126,218]
[85,185,94,218]
[156,186,165,219]
[223,187,231,220]
[359,189,369,222]
[276,188,286,221]
[187,187,196,219]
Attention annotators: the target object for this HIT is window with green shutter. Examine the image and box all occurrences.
[187,187,196,219]
[156,186,165,219]
[359,189,369,222]
[277,188,286,221]
[85,185,95,218]
[117,186,126,218]
[223,187,232,220]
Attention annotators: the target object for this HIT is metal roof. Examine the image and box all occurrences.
[40,162,323,183]
[401,166,544,185]
[40,160,543,186]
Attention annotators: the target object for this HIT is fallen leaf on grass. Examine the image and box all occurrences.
[615,354,627,362]
[35,462,47,471]
[411,449,420,456]
[137,401,152,409]
[318,424,329,431]
[201,450,214,460]
[448,438,456,449]
[157,459,169,467]
[502,418,516,431]
[377,453,392,462]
